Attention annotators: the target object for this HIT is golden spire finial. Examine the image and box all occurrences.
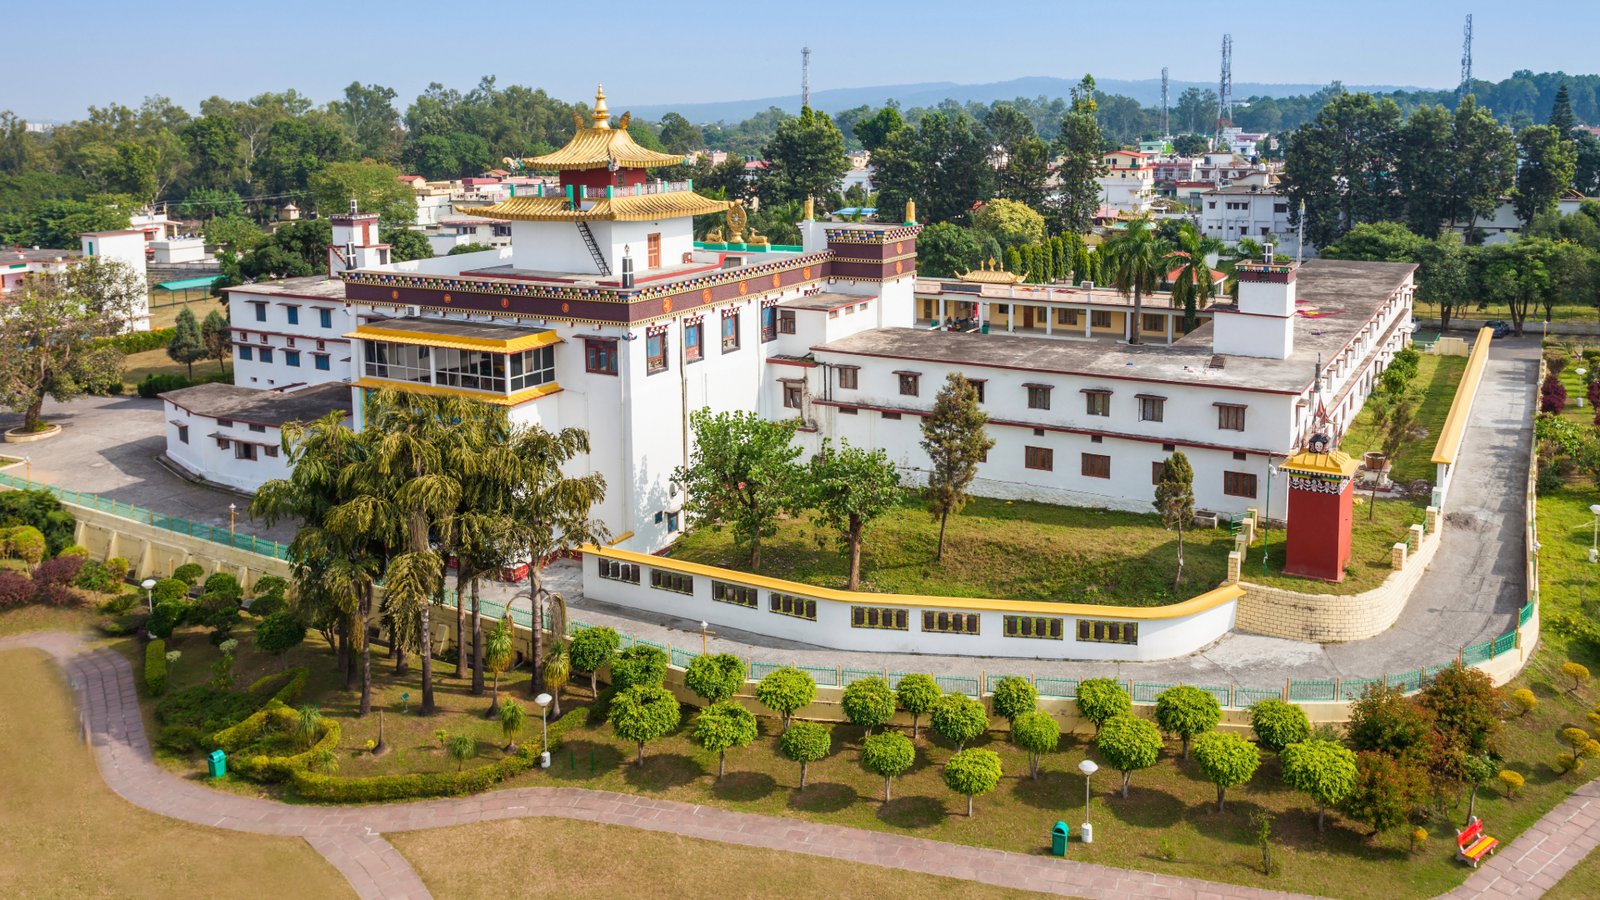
[803,197,815,221]
[904,198,917,225]
[593,84,610,129]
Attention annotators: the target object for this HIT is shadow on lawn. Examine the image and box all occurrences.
[548,740,624,781]
[788,781,856,813]
[876,795,947,829]
[623,753,701,790]
[712,771,777,802]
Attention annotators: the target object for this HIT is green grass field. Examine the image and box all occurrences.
[1245,499,1429,595]
[1340,353,1469,485]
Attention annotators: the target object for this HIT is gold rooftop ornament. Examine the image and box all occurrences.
[904,199,917,225]
[726,202,748,243]
[502,84,685,172]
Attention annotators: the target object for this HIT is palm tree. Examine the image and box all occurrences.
[1101,217,1172,345]
[499,699,527,753]
[444,418,525,696]
[1165,223,1224,333]
[543,639,571,719]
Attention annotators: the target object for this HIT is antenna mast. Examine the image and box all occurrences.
[1161,67,1170,139]
[1217,34,1233,138]
[801,46,812,110]
[1458,15,1473,99]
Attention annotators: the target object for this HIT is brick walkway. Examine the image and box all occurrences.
[4,629,1594,900]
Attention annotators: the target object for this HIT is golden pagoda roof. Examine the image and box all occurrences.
[508,85,686,171]
[956,257,1026,285]
[1279,448,1359,478]
[460,192,730,223]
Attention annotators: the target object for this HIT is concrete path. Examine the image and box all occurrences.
[483,338,1541,690]
[4,627,1595,900]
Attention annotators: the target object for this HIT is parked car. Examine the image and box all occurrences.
[1485,320,1514,338]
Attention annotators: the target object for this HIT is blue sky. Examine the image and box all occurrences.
[5,1,1599,120]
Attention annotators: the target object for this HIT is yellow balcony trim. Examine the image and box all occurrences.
[1431,326,1493,466]
[346,325,563,354]
[354,378,561,406]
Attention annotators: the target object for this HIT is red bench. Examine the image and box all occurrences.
[1456,816,1499,867]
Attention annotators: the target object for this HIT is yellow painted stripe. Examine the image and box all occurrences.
[583,544,1245,619]
[1431,327,1493,466]
[353,378,561,406]
[347,325,562,353]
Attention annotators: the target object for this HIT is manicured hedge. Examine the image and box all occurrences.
[209,667,309,748]
[144,639,168,695]
[100,327,174,355]
[228,707,343,782]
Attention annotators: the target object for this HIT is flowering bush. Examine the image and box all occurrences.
[1541,374,1568,414]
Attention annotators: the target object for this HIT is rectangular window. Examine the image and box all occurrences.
[898,373,919,396]
[598,559,641,584]
[837,367,859,389]
[779,309,796,334]
[1082,453,1111,479]
[782,383,802,409]
[247,423,266,433]
[1025,446,1053,471]
[216,438,230,450]
[252,302,266,322]
[585,339,618,375]
[234,442,258,461]
[1217,404,1246,431]
[851,606,909,630]
[922,610,980,635]
[1077,619,1139,644]
[646,333,668,374]
[1153,461,1166,484]
[238,346,253,361]
[1141,313,1164,332]
[284,350,301,367]
[1090,310,1111,328]
[646,232,661,269]
[649,568,693,594]
[684,321,704,362]
[667,511,679,532]
[881,411,901,420]
[1004,615,1064,640]
[769,592,817,621]
[217,418,233,428]
[318,308,333,329]
[1055,308,1078,326]
[839,406,858,415]
[712,581,758,608]
[721,312,740,352]
[1138,396,1165,422]
[286,306,299,325]
[1026,385,1051,410]
[177,425,189,444]
[265,445,279,458]
[1224,471,1259,498]
[314,354,331,371]
[1085,391,1110,417]
[761,306,777,342]
[969,380,985,403]
[259,347,274,364]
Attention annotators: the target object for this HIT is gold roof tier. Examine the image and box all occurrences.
[956,258,1026,285]
[507,84,686,171]
[1279,448,1359,478]
[461,192,731,223]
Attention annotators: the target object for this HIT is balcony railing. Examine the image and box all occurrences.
[531,181,695,201]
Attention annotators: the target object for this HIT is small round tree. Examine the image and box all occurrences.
[445,733,477,772]
[779,721,832,789]
[990,676,1038,724]
[861,731,915,801]
[1343,751,1423,837]
[1076,678,1131,735]
[609,645,669,693]
[931,693,988,750]
[1510,688,1538,716]
[254,610,306,670]
[1250,698,1310,753]
[1096,714,1163,798]
[499,699,527,753]
[1155,685,1222,759]
[1192,731,1260,812]
[1281,739,1358,833]
[610,683,682,766]
[841,676,897,735]
[895,673,942,739]
[944,748,1003,817]
[1562,661,1591,693]
[755,666,817,728]
[692,700,758,779]
[1011,710,1060,779]
[569,626,621,697]
[685,653,747,704]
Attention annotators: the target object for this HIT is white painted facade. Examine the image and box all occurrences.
[1200,184,1294,245]
[1097,150,1156,215]
[161,402,294,492]
[1447,196,1589,245]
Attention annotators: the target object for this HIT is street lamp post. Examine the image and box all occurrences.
[699,620,716,655]
[1261,461,1278,579]
[229,503,238,537]
[534,692,553,768]
[1078,758,1098,844]
[1588,504,1600,563]
[1579,369,1589,408]
[141,578,157,612]
[22,455,29,482]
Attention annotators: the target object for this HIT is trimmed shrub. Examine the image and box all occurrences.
[152,577,190,605]
[1562,661,1591,692]
[1097,714,1163,797]
[137,373,191,399]
[840,676,897,735]
[1250,698,1311,753]
[100,326,174,354]
[1556,752,1583,775]
[778,721,832,789]
[1510,688,1538,716]
[683,653,746,704]
[608,645,668,692]
[0,570,32,608]
[943,748,1003,817]
[145,639,169,695]
[1075,677,1132,734]
[171,564,205,587]
[990,676,1039,723]
[930,693,988,750]
[2,525,47,565]
[755,666,817,728]
[74,559,117,593]
[1154,685,1223,758]
[56,544,89,559]
[147,599,190,640]
[1541,374,1568,414]
[31,555,85,606]
[155,684,262,732]
[202,572,243,601]
[103,556,129,584]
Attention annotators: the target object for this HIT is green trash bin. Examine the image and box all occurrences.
[207,749,227,779]
[1051,821,1070,856]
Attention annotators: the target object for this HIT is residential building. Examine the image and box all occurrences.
[1097,150,1155,214]
[1199,179,1294,245]
[159,382,350,492]
[1446,193,1590,245]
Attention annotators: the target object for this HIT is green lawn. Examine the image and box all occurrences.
[1340,353,1470,485]
[1548,843,1600,900]
[1245,499,1429,595]
[1414,299,1600,325]
[667,494,1236,607]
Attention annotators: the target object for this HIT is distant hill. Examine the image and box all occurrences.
[629,76,1428,124]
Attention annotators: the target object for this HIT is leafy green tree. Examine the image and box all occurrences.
[755,666,816,728]
[809,439,901,589]
[1393,104,1454,237]
[166,307,206,378]
[0,257,139,432]
[1417,663,1503,754]
[1250,698,1311,753]
[406,132,493,180]
[930,693,988,750]
[1463,754,1498,823]
[1096,714,1163,798]
[252,116,356,194]
[254,610,306,670]
[382,228,432,263]
[760,107,847,205]
[609,645,668,692]
[1166,224,1223,331]
[913,222,1000,278]
[1154,685,1221,759]
[1345,682,1432,757]
[920,374,994,561]
[1418,233,1472,332]
[498,699,527,753]
[203,214,261,254]
[1049,75,1108,234]
[861,731,915,801]
[200,310,231,373]
[1281,739,1358,833]
[1445,96,1517,239]
[1476,238,1551,335]
[611,684,682,766]
[657,113,705,154]
[1343,751,1424,837]
[853,106,905,153]
[675,409,804,570]
[569,626,620,697]
[983,104,1051,208]
[944,748,1003,817]
[971,198,1045,248]
[692,700,758,779]
[1075,678,1132,735]
[990,676,1038,724]
[1282,93,1404,247]
[1153,452,1196,589]
[1515,124,1578,226]
[684,653,746,704]
[445,732,477,772]
[1011,710,1060,779]
[333,82,401,161]
[895,673,942,739]
[180,115,246,191]
[779,721,831,789]
[309,159,415,228]
[1192,731,1260,812]
[236,219,331,280]
[448,242,495,256]
[872,112,995,225]
[1173,132,1211,157]
[1102,218,1171,346]
[841,676,897,735]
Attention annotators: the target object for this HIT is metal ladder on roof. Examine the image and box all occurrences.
[575,221,611,276]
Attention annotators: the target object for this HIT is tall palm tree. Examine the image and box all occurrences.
[1165,223,1225,333]
[1101,217,1172,345]
[445,415,525,696]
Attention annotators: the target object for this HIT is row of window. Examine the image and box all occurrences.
[1022,446,1259,497]
[862,372,1245,432]
[237,345,333,370]
[362,341,556,395]
[248,301,335,329]
[638,308,789,375]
